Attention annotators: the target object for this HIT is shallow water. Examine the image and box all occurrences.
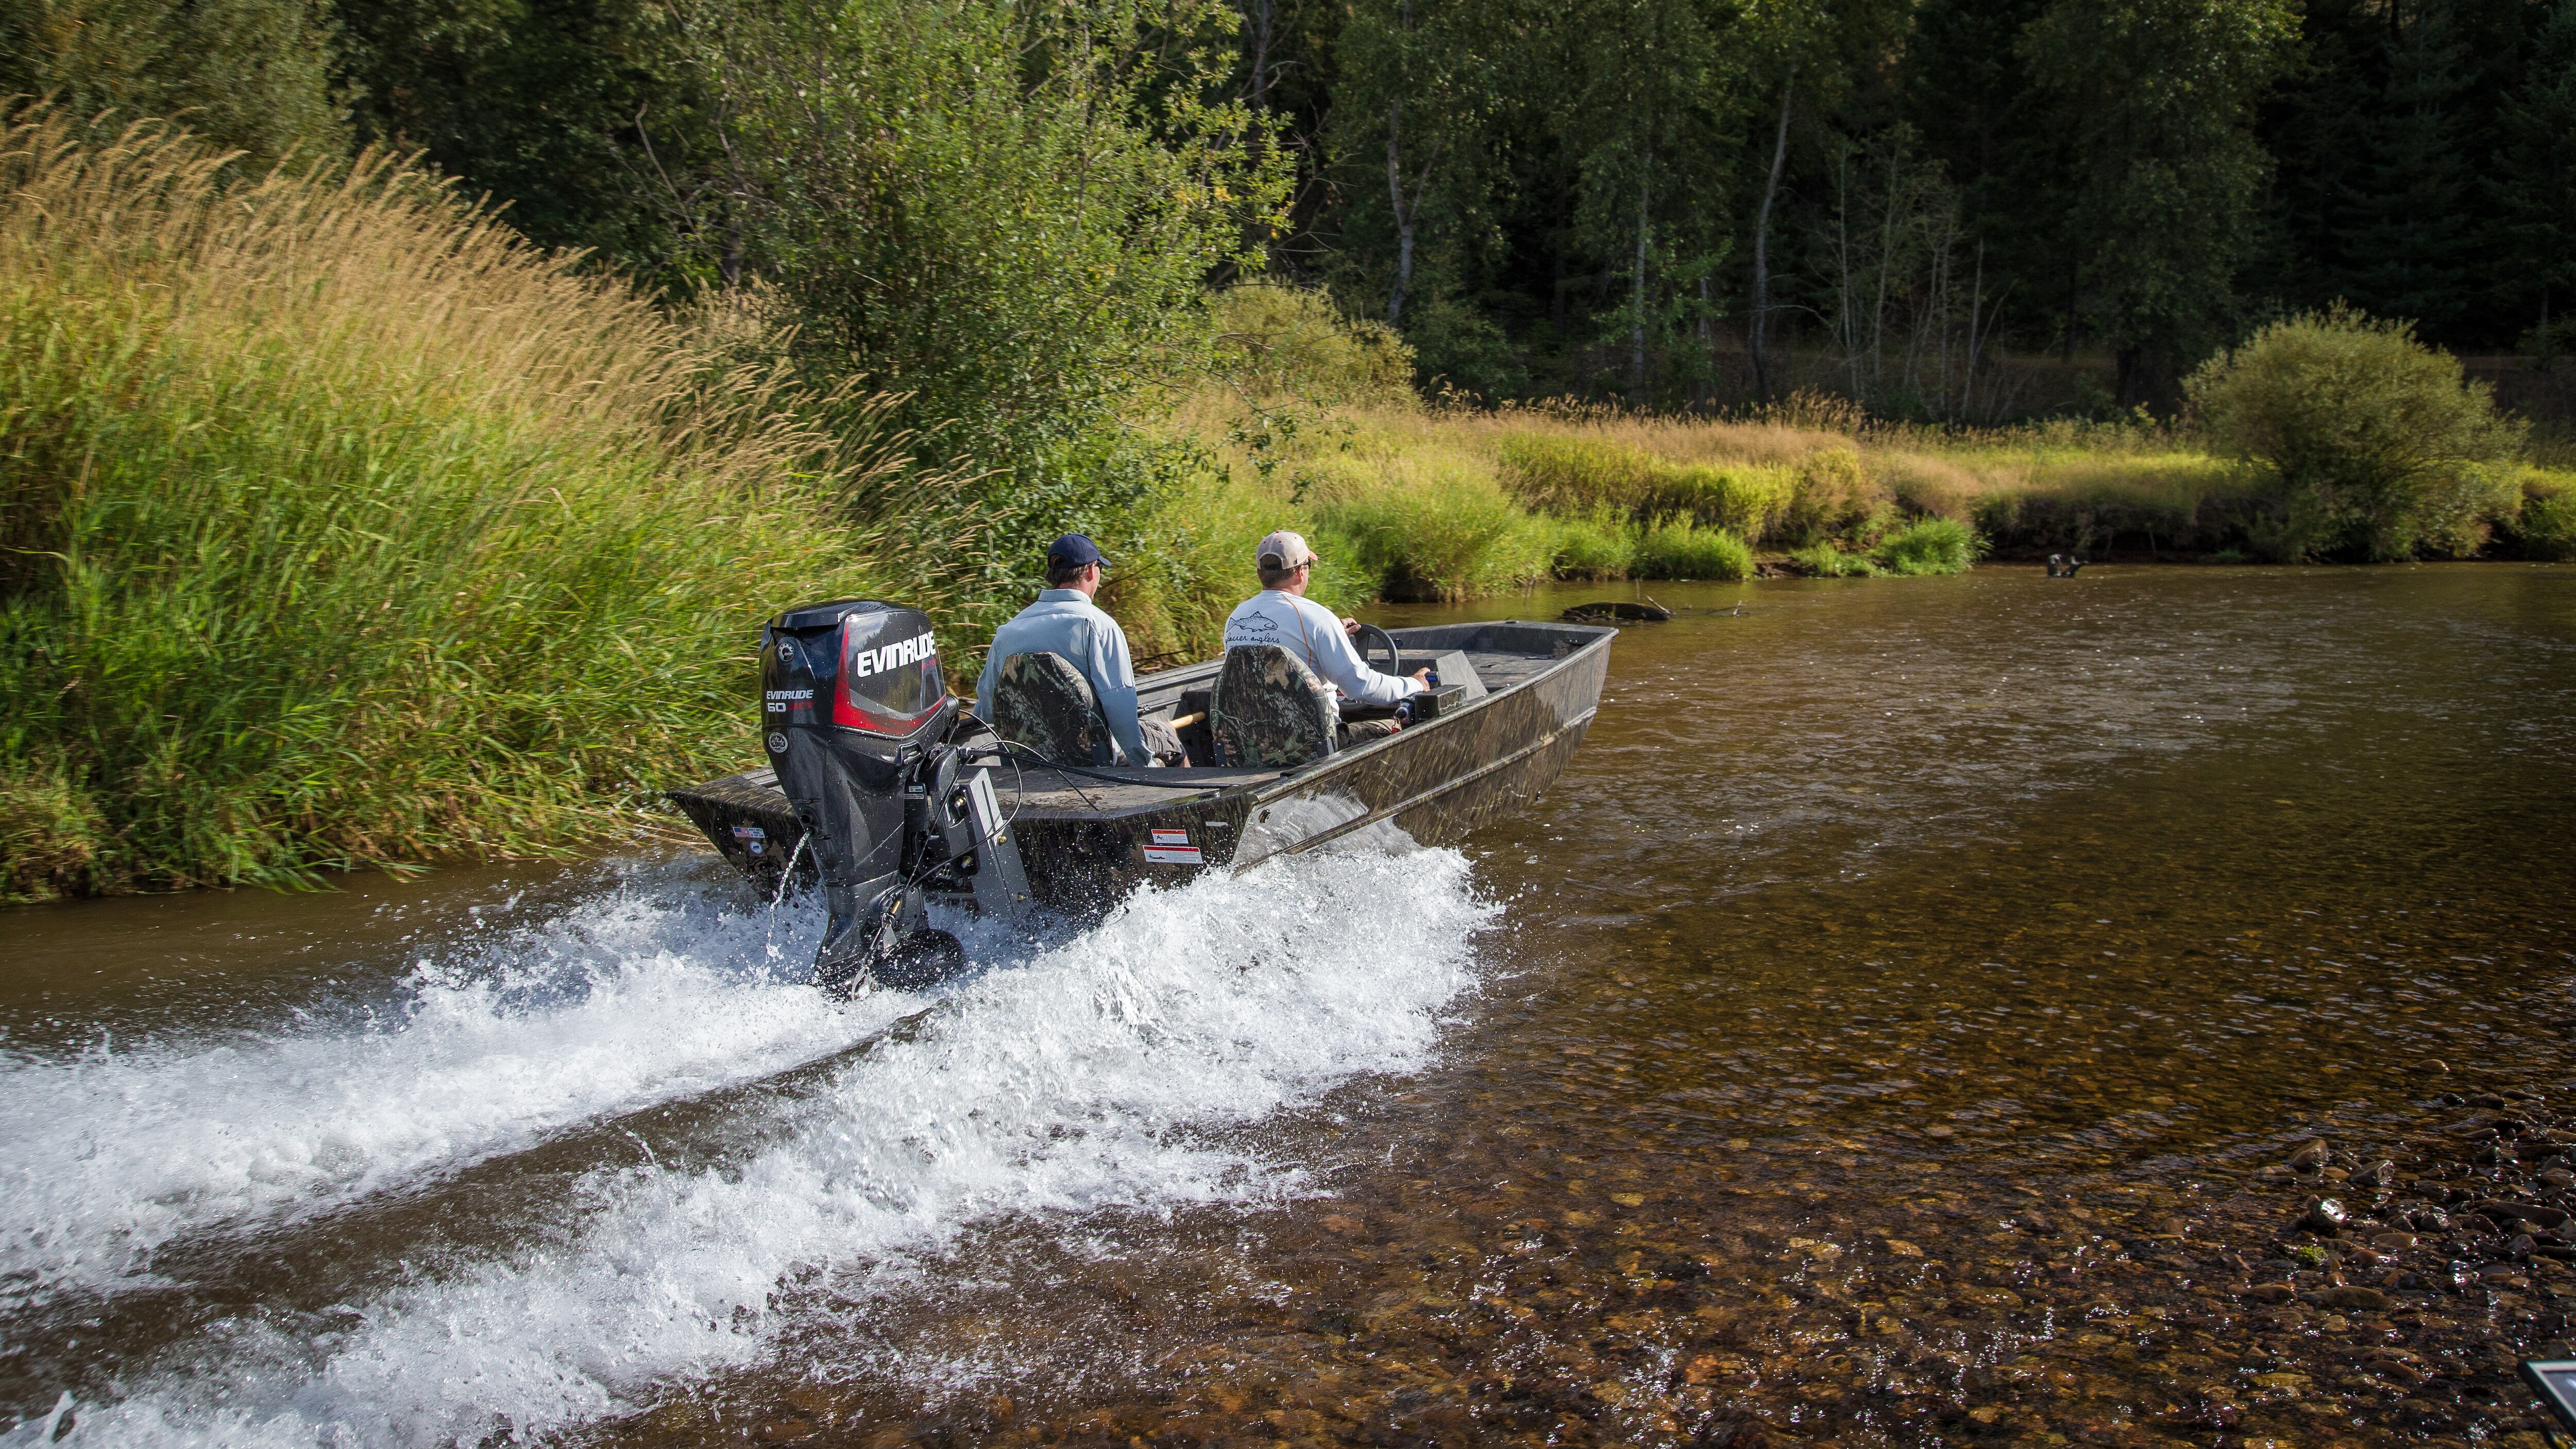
[4,564,2571,1446]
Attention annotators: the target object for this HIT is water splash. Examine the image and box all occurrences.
[13,844,1493,1446]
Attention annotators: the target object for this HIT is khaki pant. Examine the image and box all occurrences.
[1138,715,1188,766]
[1336,717,1401,748]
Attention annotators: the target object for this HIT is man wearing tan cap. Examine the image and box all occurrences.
[1222,531,1429,740]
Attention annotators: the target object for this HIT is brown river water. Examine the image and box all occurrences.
[3,564,2572,1448]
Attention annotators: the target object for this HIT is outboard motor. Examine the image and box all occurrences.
[761,599,1024,993]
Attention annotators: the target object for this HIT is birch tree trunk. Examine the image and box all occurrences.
[1388,96,1415,323]
[1748,75,1793,402]
[1631,170,1650,394]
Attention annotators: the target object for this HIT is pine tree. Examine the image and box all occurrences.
[2496,0,2576,345]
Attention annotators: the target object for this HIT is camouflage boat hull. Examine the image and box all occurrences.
[669,619,1613,916]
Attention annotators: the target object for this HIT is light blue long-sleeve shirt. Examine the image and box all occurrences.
[974,589,1150,764]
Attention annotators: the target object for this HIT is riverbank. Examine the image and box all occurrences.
[1156,388,2576,615]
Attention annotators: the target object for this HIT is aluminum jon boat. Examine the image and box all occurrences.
[668,601,1613,990]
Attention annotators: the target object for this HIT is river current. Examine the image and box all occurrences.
[2,564,2570,1446]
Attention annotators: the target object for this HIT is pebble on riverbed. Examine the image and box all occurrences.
[650,1078,2576,1449]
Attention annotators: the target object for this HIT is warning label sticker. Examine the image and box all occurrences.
[1143,827,1202,865]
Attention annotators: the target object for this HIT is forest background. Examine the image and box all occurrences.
[6,0,2576,896]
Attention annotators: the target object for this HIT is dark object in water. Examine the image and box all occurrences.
[2047,554,2088,577]
[668,603,1612,994]
[1561,599,1671,623]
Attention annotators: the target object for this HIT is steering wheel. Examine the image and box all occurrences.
[1353,623,1404,680]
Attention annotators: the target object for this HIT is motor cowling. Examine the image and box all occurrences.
[762,600,959,990]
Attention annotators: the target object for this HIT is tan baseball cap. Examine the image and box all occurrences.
[1256,530,1319,570]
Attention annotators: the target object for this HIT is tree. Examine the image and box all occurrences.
[335,0,720,282]
[2019,0,2298,408]
[1558,0,1741,400]
[1324,0,1501,327]
[2496,0,2576,346]
[700,0,1287,552]
[0,0,345,168]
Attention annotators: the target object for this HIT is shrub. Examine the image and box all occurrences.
[0,108,931,898]
[2187,304,2527,560]
[1499,432,1796,540]
[1316,467,1557,601]
[1645,463,1799,539]
[1633,522,1754,581]
[1871,517,1982,575]
[1548,508,1641,579]
[1497,433,1664,513]
[1208,284,1417,407]
[1787,543,1880,578]
[2512,470,2576,561]
[1775,446,1878,547]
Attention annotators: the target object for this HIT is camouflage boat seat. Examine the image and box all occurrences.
[1211,644,1338,768]
[993,651,1114,765]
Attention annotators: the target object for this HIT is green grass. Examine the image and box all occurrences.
[1787,543,1881,577]
[0,110,941,900]
[1872,518,1982,575]
[2513,469,2576,561]
[1632,522,1754,581]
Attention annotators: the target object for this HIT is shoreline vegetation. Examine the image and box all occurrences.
[3,111,2573,901]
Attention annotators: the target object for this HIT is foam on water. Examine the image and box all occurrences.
[27,846,1492,1446]
[0,864,883,1315]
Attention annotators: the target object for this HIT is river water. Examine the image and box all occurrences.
[3,565,2571,1447]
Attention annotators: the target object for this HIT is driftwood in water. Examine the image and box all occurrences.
[1561,599,1672,623]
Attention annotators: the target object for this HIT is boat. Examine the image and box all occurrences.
[668,601,1613,990]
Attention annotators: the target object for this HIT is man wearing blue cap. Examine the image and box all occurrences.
[974,534,1181,766]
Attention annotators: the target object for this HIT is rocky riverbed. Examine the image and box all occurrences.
[604,1060,2574,1449]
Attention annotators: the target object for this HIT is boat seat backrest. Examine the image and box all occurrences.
[993,651,1113,765]
[1211,644,1337,768]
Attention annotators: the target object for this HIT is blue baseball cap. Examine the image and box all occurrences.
[1047,534,1106,572]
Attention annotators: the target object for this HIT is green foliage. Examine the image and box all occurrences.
[1208,283,1417,406]
[1787,543,1880,577]
[0,109,931,899]
[1632,522,1753,581]
[2508,470,2576,562]
[334,0,714,277]
[1497,433,1795,539]
[0,0,346,168]
[1871,517,1981,575]
[1547,508,1641,580]
[2018,0,2298,400]
[1314,468,1558,601]
[2187,305,2527,560]
[702,0,1288,574]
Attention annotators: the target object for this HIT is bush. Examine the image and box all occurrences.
[2512,470,2576,561]
[1787,543,1881,577]
[1644,463,1799,539]
[1497,433,1664,513]
[0,109,929,899]
[1316,466,1557,601]
[1208,284,1417,407]
[1548,508,1641,579]
[1633,522,1754,581]
[2187,304,2527,560]
[1872,518,1982,575]
[1499,433,1796,540]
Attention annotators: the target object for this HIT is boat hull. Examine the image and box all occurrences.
[668,619,1613,914]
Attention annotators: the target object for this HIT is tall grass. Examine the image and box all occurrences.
[0,108,945,900]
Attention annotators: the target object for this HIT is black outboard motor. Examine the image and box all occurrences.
[762,599,984,992]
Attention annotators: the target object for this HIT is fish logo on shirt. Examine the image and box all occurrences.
[1224,613,1280,646]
